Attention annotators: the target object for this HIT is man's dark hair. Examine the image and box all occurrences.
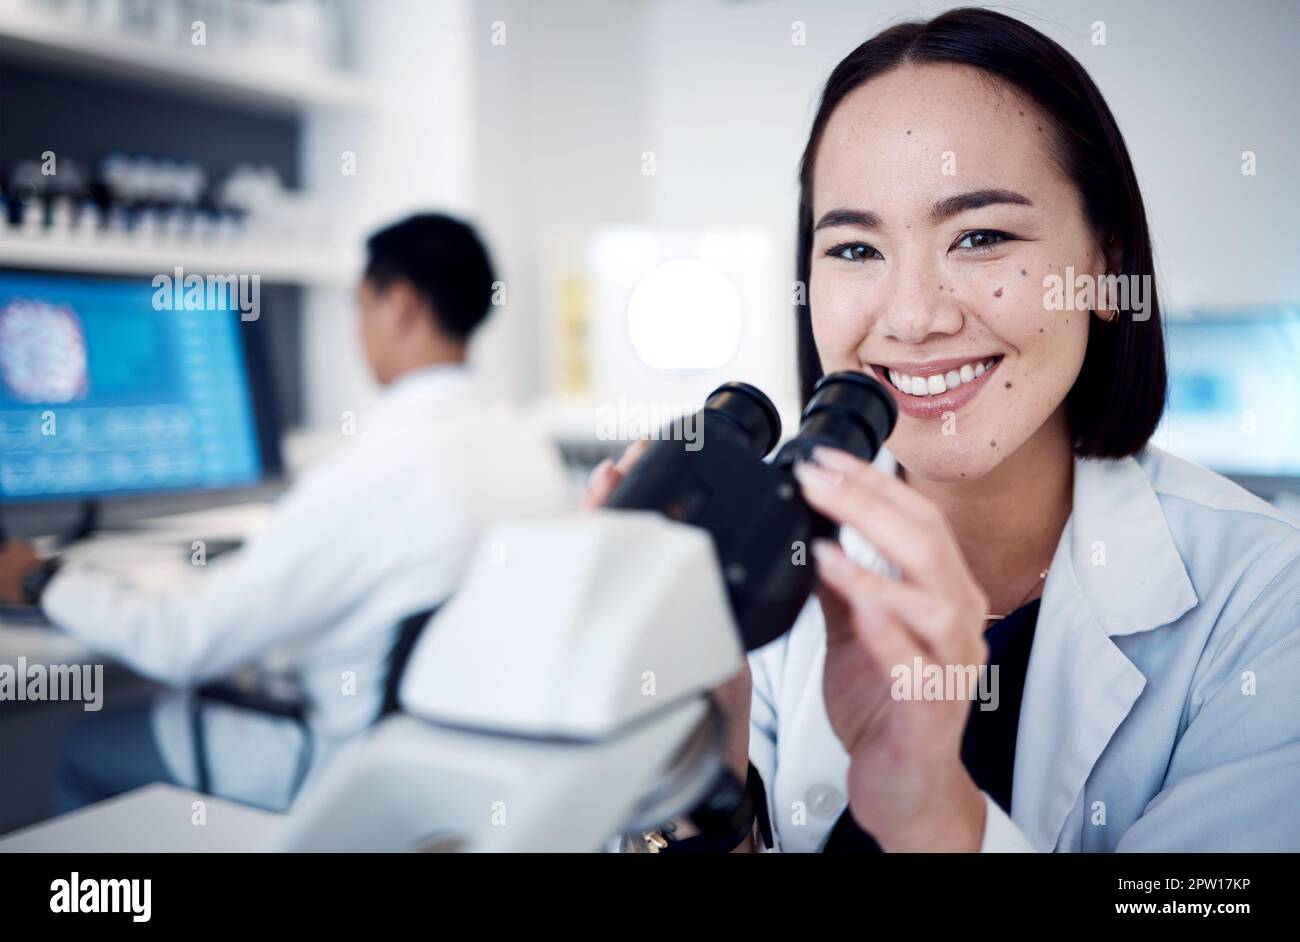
[364,213,497,340]
[795,7,1166,458]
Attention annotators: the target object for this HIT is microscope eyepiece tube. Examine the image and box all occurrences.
[774,370,899,467]
[701,381,782,457]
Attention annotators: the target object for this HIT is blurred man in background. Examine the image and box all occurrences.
[0,213,568,812]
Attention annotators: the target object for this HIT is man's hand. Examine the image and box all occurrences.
[0,539,42,605]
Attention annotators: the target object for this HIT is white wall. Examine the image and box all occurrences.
[471,0,649,403]
[469,0,1300,416]
[300,0,1300,431]
[299,0,479,432]
[638,0,1300,312]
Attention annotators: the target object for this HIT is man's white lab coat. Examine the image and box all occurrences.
[43,364,569,810]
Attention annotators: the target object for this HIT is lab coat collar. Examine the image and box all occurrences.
[385,362,475,400]
[869,446,1198,636]
[871,446,1198,851]
[1020,448,1198,850]
[363,363,478,438]
[1064,451,1198,638]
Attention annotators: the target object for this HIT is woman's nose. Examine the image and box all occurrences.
[875,260,964,343]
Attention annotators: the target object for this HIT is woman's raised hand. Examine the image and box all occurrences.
[793,446,990,851]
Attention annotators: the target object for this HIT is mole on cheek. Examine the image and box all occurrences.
[1005,381,1012,388]
[994,287,1003,298]
[1020,269,1027,276]
[990,440,997,448]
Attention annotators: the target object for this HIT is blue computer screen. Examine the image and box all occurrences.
[1154,312,1300,478]
[0,272,263,501]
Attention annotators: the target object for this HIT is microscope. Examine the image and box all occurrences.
[275,371,896,851]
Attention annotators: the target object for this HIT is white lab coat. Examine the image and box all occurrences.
[43,365,570,811]
[749,446,1300,852]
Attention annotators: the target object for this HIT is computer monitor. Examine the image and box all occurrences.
[1154,311,1300,485]
[0,270,280,503]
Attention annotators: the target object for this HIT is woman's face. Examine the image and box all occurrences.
[809,62,1110,482]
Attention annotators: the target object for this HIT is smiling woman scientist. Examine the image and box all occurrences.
[590,8,1300,853]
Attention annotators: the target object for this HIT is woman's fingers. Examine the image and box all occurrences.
[616,437,652,475]
[815,580,915,680]
[811,446,938,523]
[794,460,963,595]
[580,438,652,511]
[580,458,620,510]
[814,541,911,652]
[813,538,984,660]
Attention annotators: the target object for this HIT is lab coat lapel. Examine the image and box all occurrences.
[1012,453,1197,851]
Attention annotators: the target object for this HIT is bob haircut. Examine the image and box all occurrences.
[795,7,1166,458]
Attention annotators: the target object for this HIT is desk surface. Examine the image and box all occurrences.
[0,620,88,665]
[0,501,272,666]
[0,783,280,852]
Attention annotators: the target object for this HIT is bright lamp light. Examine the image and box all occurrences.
[625,258,742,370]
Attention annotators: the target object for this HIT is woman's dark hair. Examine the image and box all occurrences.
[795,7,1165,458]
[365,212,497,340]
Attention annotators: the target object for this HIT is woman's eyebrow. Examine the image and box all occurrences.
[813,208,882,232]
[814,189,1033,233]
[930,188,1033,221]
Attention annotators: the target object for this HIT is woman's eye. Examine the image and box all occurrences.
[827,242,881,261]
[954,230,1014,252]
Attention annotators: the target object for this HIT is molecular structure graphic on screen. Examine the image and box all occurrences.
[0,297,89,404]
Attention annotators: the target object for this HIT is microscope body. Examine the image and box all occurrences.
[275,512,739,851]
[276,373,895,852]
[607,423,832,654]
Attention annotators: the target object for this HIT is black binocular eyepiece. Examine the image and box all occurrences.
[702,371,898,465]
[609,369,897,652]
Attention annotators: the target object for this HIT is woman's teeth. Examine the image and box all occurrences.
[886,358,999,397]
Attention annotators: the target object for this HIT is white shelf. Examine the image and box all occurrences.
[0,234,359,286]
[0,3,370,114]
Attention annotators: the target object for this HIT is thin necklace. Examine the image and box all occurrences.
[986,567,1049,622]
[892,465,1049,622]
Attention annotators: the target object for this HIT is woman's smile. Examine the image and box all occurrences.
[868,354,1004,419]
